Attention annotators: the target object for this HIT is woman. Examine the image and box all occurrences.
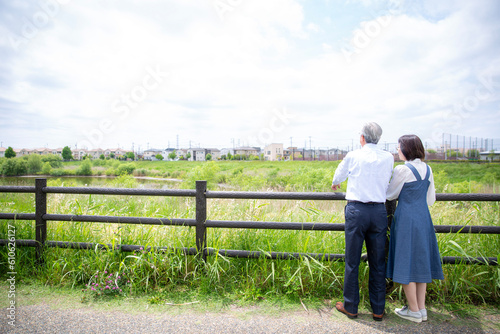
[386,135,444,323]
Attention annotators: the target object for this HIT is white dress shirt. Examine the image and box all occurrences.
[332,143,394,203]
[386,159,436,206]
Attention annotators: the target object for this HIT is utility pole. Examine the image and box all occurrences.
[290,137,293,161]
[309,136,312,160]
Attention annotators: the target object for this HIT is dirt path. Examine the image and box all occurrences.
[2,302,499,334]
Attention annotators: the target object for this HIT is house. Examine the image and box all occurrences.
[479,151,500,161]
[188,148,207,161]
[162,148,177,161]
[264,143,283,161]
[51,148,64,156]
[110,148,128,159]
[174,149,187,160]
[220,147,260,159]
[284,147,302,160]
[205,148,221,160]
[143,148,164,160]
[234,147,260,157]
[70,148,132,160]
[72,149,88,160]
[327,148,346,161]
[87,148,106,160]
[0,147,5,158]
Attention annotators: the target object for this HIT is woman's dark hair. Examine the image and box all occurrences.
[398,134,425,161]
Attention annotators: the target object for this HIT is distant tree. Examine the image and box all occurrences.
[155,154,164,161]
[1,159,17,175]
[1,158,27,176]
[116,163,135,175]
[42,154,63,168]
[426,149,437,154]
[168,151,177,160]
[227,152,232,160]
[488,150,496,161]
[109,153,115,159]
[446,150,462,158]
[186,152,191,160]
[76,160,92,175]
[206,153,212,161]
[126,152,135,160]
[62,146,73,160]
[41,162,52,175]
[221,154,226,160]
[5,147,15,158]
[27,154,43,174]
[467,149,479,158]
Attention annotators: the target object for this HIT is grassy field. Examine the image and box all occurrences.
[0,160,499,312]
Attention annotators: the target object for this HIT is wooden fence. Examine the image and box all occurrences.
[0,179,499,265]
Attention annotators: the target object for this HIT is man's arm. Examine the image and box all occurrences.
[331,157,349,191]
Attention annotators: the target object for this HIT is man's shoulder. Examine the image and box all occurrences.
[373,146,393,158]
[381,150,394,159]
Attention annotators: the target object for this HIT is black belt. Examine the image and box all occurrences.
[347,200,384,205]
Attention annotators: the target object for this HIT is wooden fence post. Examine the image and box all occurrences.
[385,199,396,257]
[195,180,207,261]
[385,199,396,292]
[35,178,47,265]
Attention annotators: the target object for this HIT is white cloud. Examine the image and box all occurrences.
[1,0,499,151]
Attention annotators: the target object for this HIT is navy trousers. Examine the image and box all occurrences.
[343,201,387,315]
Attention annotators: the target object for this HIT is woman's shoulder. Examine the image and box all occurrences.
[394,164,413,175]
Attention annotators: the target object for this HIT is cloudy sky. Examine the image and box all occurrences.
[1,0,499,152]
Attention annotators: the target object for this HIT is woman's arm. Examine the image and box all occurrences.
[386,165,410,200]
[427,165,436,206]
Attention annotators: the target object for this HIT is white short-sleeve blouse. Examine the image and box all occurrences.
[386,159,436,206]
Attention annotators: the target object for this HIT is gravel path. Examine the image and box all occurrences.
[2,304,499,334]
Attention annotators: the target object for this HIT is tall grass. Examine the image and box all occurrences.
[0,162,499,309]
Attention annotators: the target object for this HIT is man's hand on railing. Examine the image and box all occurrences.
[331,184,341,191]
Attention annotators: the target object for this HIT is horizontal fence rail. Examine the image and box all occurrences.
[0,179,499,266]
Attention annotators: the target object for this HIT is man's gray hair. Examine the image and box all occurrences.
[361,122,383,144]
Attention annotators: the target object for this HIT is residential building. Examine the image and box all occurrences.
[160,148,176,161]
[143,148,164,160]
[176,149,188,160]
[480,151,500,161]
[205,148,221,160]
[234,147,260,157]
[284,147,301,160]
[264,143,283,161]
[188,148,207,161]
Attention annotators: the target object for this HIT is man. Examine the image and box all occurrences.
[331,122,394,321]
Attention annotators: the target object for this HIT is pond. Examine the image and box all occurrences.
[0,176,183,189]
